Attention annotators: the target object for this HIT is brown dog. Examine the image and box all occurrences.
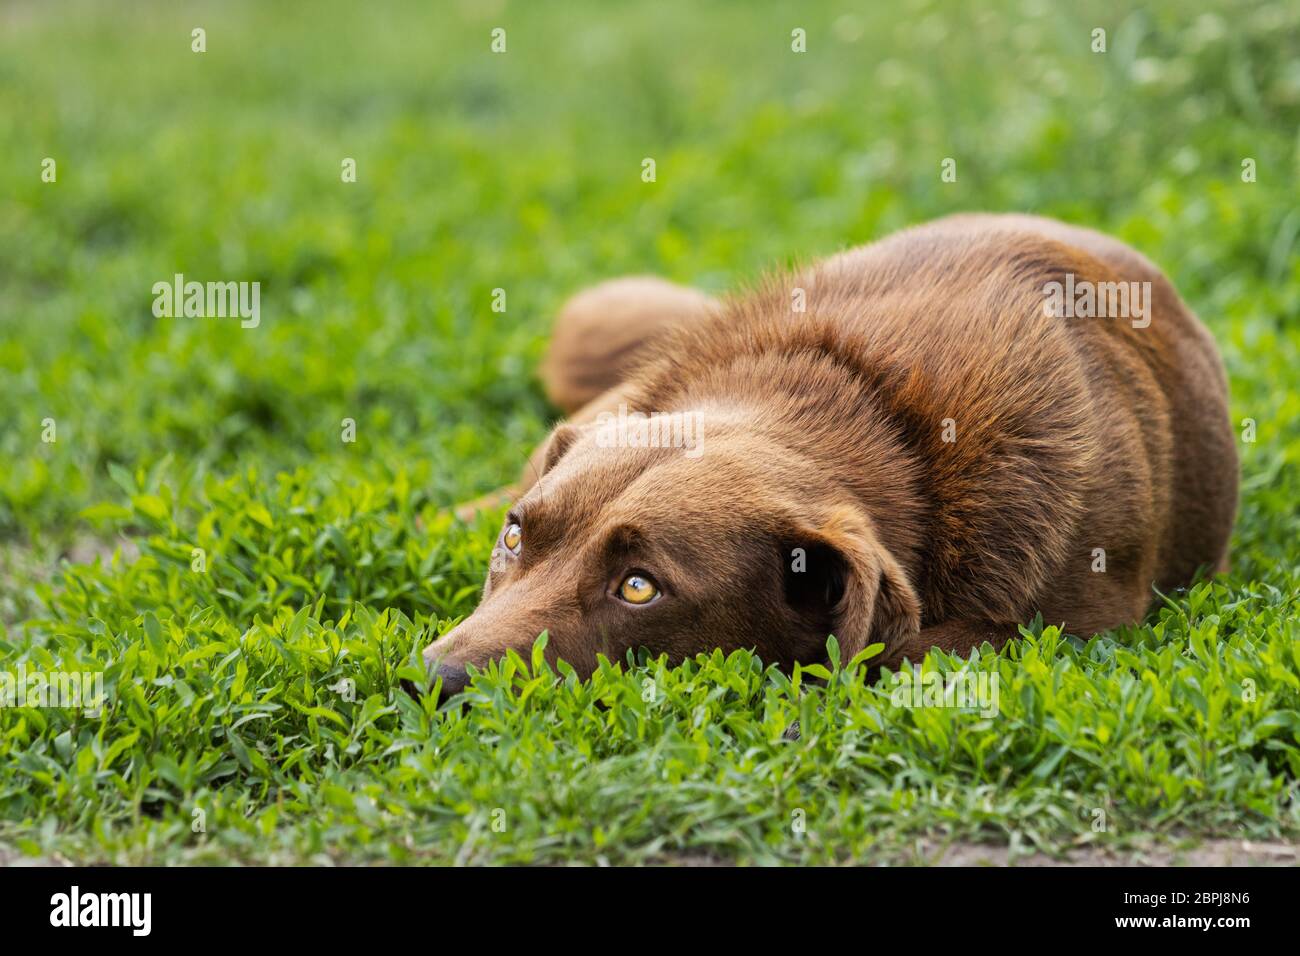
[421,214,1237,699]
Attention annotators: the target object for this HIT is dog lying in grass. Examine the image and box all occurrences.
[420,214,1238,700]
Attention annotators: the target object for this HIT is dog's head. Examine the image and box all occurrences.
[420,411,919,700]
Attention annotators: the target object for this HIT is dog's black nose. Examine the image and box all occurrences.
[400,661,470,703]
[434,663,470,703]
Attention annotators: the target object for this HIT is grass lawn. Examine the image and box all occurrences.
[1,0,1298,864]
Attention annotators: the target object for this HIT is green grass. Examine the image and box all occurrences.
[1,0,1298,864]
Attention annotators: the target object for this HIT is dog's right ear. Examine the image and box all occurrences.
[541,423,584,474]
[519,422,589,492]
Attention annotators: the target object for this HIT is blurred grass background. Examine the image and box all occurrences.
[3,0,1297,540]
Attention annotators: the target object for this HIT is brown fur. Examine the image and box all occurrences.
[422,214,1237,697]
[538,276,719,413]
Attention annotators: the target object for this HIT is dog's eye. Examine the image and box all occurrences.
[502,522,522,554]
[617,573,659,605]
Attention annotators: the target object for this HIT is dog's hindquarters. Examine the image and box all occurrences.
[964,214,1238,585]
[540,276,718,414]
[450,277,718,516]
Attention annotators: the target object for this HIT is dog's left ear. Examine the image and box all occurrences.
[783,505,921,662]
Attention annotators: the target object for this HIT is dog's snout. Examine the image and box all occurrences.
[403,642,471,703]
[434,663,470,702]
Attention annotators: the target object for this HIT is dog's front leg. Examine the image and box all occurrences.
[877,619,1018,669]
